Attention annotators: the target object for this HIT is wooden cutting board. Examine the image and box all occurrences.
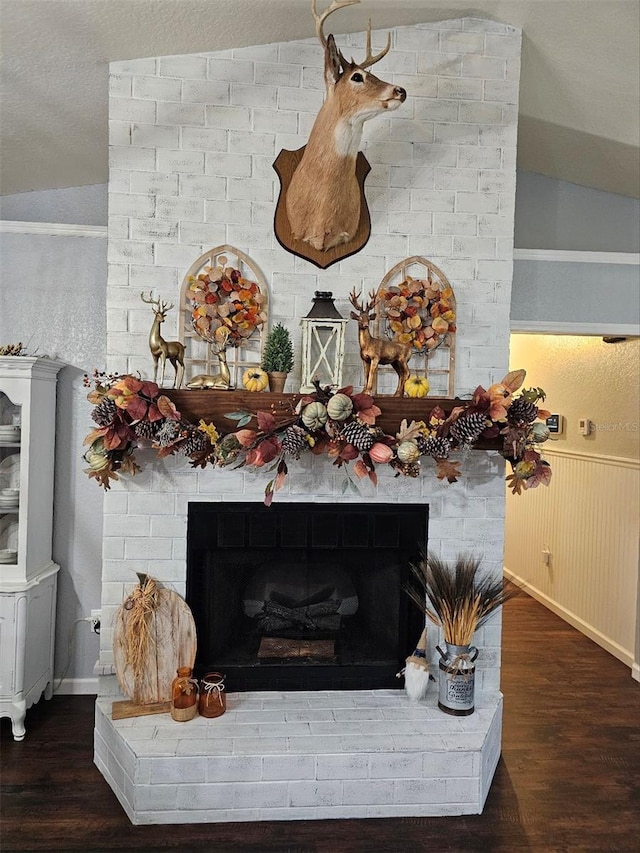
[113,586,197,705]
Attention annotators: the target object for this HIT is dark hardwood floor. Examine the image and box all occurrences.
[2,591,639,853]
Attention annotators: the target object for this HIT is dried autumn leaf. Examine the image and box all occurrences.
[500,369,526,394]
[436,459,462,483]
[156,395,180,420]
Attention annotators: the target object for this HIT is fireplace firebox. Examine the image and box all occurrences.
[186,503,427,691]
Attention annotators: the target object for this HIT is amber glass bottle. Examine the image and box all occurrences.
[198,672,226,718]
[170,666,198,721]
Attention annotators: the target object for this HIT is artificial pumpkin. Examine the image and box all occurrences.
[396,440,421,464]
[301,401,328,432]
[326,393,353,422]
[242,367,269,392]
[369,442,393,464]
[405,375,430,398]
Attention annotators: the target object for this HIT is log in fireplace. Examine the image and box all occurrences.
[186,502,427,691]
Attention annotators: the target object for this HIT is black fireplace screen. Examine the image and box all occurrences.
[186,502,427,691]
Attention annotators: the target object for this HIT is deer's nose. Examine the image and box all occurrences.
[394,87,407,101]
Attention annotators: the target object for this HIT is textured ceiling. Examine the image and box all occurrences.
[1,0,639,198]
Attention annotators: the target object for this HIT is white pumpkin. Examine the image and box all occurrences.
[396,440,421,464]
[301,401,328,432]
[326,393,354,422]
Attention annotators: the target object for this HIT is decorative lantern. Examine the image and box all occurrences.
[299,291,348,393]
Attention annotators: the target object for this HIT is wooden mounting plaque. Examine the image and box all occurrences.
[273,147,371,270]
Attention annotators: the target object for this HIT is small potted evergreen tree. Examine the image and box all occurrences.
[261,323,294,392]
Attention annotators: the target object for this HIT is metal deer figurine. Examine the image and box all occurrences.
[186,327,233,390]
[140,292,185,389]
[285,0,406,252]
[349,288,412,397]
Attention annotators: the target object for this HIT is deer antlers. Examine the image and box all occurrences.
[349,287,379,318]
[312,0,391,68]
[140,291,173,314]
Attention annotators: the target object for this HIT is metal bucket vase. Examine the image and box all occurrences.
[437,642,478,716]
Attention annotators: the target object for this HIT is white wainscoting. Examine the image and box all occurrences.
[504,447,639,668]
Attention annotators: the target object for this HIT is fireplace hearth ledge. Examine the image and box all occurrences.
[94,690,502,824]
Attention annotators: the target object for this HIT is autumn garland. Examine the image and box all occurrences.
[82,370,552,503]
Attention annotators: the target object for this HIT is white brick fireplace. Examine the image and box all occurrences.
[95,17,521,823]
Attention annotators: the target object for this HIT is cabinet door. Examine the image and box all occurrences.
[0,594,17,696]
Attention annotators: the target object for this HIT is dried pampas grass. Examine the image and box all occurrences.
[118,574,159,683]
[405,553,516,646]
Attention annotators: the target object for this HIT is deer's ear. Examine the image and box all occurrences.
[368,313,376,322]
[325,34,342,87]
[349,311,360,320]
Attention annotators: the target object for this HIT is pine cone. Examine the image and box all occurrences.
[154,419,182,447]
[134,419,160,440]
[341,420,375,452]
[281,425,308,458]
[180,426,209,456]
[422,435,451,459]
[508,397,538,425]
[449,411,488,445]
[91,398,117,426]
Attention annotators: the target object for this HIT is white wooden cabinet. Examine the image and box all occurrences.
[0,356,63,740]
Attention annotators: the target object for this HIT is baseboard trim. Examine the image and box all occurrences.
[632,663,640,684]
[54,677,99,695]
[504,567,635,671]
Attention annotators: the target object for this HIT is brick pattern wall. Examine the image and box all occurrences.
[102,18,521,692]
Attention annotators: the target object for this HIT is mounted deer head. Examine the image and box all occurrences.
[140,291,185,389]
[285,0,406,253]
[349,288,412,397]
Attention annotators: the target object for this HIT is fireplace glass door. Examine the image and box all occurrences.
[186,502,427,691]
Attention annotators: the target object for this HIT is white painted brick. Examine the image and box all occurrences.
[390,165,434,188]
[109,73,132,98]
[153,242,204,268]
[124,537,174,560]
[204,151,251,178]
[149,757,206,784]
[176,782,235,810]
[231,42,275,61]
[129,265,178,289]
[134,784,179,812]
[108,215,129,239]
[456,192,499,214]
[107,239,154,266]
[343,778,394,805]
[434,166,478,191]
[479,124,517,146]
[178,221,218,245]
[204,199,251,224]
[176,174,224,199]
[457,145,502,170]
[395,27,440,53]
[484,80,519,104]
[228,130,274,156]
[476,258,513,280]
[440,31,485,53]
[254,61,302,88]
[231,83,277,109]
[393,778,448,804]
[103,514,149,537]
[183,80,230,105]
[434,123,479,145]
[207,58,254,84]
[277,86,324,113]
[484,33,522,58]
[478,214,514,237]
[415,98,459,122]
[459,102,503,124]
[156,195,204,221]
[316,754,369,780]
[156,148,205,174]
[157,101,206,126]
[130,219,178,241]
[437,77,483,100]
[289,780,342,808]
[206,755,262,783]
[278,42,323,67]
[109,192,154,218]
[433,213,477,236]
[205,105,251,131]
[160,55,208,80]
[130,172,179,196]
[133,76,182,101]
[109,120,131,147]
[253,107,296,134]
[181,126,227,152]
[462,55,506,79]
[262,755,315,781]
[110,98,157,123]
[110,146,156,172]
